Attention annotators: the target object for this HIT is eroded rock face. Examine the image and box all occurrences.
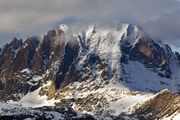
[132,90,180,120]
[0,28,79,101]
[122,38,172,78]
[48,41,79,99]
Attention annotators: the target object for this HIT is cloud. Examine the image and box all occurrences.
[0,0,180,46]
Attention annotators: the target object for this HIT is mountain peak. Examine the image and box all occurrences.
[58,24,69,33]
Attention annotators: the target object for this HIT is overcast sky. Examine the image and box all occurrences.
[0,0,180,50]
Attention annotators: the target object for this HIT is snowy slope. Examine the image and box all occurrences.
[74,23,180,93]
[9,79,180,120]
[7,80,154,119]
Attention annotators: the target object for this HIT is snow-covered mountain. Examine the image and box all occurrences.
[0,23,180,119]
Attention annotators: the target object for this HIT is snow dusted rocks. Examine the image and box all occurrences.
[0,102,95,120]
[58,24,69,33]
[132,89,180,120]
[0,23,180,119]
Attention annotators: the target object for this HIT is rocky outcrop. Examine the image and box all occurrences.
[48,41,79,99]
[0,103,95,120]
[132,89,180,120]
[121,37,172,78]
[0,27,76,101]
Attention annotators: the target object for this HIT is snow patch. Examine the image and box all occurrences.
[58,24,69,33]
[20,68,31,74]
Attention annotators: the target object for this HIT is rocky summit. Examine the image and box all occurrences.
[0,23,180,120]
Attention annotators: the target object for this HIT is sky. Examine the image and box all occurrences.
[0,0,180,50]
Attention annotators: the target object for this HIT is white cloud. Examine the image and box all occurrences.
[0,0,180,45]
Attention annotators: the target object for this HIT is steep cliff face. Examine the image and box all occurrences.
[0,25,77,101]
